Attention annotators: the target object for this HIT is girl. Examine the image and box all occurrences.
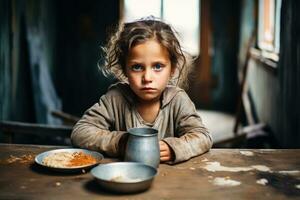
[71,18,212,164]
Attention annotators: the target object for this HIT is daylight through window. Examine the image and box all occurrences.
[123,0,200,55]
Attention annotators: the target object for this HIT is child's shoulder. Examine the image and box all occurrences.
[103,82,135,104]
[164,85,185,96]
[162,85,190,107]
[107,82,129,94]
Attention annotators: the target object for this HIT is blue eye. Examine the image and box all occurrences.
[153,63,164,71]
[131,64,143,71]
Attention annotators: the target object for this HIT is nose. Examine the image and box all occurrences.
[142,69,153,83]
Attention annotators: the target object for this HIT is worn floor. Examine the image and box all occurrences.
[197,110,239,145]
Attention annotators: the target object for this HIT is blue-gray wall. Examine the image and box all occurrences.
[0,0,118,125]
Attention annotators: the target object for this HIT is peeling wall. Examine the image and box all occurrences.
[239,0,300,147]
[0,0,119,124]
[0,0,12,121]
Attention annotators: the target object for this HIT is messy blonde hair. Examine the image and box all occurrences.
[101,17,191,89]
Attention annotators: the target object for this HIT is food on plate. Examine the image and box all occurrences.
[42,151,97,168]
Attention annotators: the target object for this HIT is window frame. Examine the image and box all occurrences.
[257,0,282,62]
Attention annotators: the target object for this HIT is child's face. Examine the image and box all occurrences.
[125,39,174,103]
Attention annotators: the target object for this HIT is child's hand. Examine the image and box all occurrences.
[159,141,174,162]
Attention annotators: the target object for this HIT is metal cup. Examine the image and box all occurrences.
[124,127,160,168]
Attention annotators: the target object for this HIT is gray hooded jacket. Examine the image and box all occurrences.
[71,82,212,164]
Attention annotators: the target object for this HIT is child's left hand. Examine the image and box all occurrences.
[159,141,174,162]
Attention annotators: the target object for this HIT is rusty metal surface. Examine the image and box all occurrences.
[0,144,299,200]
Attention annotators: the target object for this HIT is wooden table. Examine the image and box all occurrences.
[0,144,299,200]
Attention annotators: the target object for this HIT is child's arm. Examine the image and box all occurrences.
[162,92,213,164]
[71,95,127,157]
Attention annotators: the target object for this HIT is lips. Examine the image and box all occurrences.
[141,87,156,91]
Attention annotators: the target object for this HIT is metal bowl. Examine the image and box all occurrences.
[91,162,157,193]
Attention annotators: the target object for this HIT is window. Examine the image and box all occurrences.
[258,0,282,59]
[122,0,200,55]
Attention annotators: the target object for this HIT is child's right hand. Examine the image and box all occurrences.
[159,141,174,162]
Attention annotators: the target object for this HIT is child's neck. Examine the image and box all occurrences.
[137,100,160,124]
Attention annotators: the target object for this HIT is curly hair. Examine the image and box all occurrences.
[101,17,192,89]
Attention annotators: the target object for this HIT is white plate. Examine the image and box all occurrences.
[35,148,104,172]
